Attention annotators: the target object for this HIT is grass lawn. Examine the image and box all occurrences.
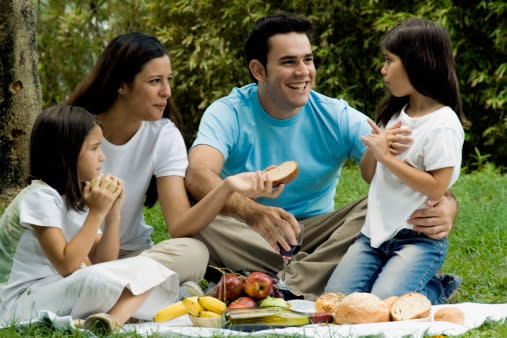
[1,163,506,337]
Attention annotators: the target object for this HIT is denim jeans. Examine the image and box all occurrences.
[324,229,447,304]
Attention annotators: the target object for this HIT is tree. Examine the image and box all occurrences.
[0,0,41,197]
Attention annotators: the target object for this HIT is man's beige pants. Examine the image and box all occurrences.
[195,196,367,300]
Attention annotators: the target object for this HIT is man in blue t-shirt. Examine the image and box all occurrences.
[186,13,459,301]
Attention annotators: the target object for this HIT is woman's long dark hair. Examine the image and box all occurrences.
[68,32,183,207]
[376,18,469,128]
[30,105,99,211]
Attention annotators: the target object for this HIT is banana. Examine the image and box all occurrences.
[182,296,204,316]
[199,310,221,318]
[198,296,227,315]
[153,300,187,322]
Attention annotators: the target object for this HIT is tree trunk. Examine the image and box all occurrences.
[0,0,41,196]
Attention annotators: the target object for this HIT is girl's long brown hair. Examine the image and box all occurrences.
[376,18,469,128]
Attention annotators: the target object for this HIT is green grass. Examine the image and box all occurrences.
[1,163,506,337]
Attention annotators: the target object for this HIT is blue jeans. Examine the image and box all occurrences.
[324,229,447,304]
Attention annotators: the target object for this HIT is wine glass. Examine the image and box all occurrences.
[278,223,304,283]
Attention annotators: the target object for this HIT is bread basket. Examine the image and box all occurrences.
[189,315,224,328]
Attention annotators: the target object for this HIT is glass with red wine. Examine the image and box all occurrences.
[278,223,304,283]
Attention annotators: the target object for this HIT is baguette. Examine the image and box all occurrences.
[334,292,390,324]
[390,292,431,321]
[265,161,299,186]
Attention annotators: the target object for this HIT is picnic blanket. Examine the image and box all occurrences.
[6,300,507,337]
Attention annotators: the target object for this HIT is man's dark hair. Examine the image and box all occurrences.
[245,13,313,82]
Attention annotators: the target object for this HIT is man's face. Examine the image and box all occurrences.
[258,32,315,118]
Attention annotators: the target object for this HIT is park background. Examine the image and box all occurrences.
[1,0,505,192]
[0,0,506,337]
[35,0,506,170]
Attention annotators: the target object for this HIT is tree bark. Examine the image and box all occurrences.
[0,0,41,195]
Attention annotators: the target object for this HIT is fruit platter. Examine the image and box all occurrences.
[154,270,299,329]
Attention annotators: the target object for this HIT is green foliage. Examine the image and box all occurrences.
[35,0,151,105]
[36,1,506,170]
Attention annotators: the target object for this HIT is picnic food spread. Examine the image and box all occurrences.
[153,269,453,331]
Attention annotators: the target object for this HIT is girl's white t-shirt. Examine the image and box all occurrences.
[0,181,179,322]
[100,118,188,251]
[362,106,464,248]
[1,180,87,304]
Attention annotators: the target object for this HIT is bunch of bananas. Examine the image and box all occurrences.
[154,296,227,322]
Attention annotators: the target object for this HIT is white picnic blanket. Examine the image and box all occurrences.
[5,300,507,337]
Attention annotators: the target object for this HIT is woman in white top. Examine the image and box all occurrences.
[67,33,282,286]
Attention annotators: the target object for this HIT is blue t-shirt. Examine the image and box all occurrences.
[191,84,371,218]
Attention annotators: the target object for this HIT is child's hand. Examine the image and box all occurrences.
[83,174,122,217]
[108,178,125,214]
[360,119,391,162]
[383,120,413,155]
[224,170,283,199]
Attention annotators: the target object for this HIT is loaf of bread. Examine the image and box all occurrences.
[265,161,299,186]
[314,291,346,313]
[383,296,398,309]
[390,292,431,321]
[434,307,465,325]
[334,292,390,324]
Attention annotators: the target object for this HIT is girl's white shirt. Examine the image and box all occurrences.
[362,106,464,248]
[100,118,188,251]
[0,180,179,323]
[0,180,88,304]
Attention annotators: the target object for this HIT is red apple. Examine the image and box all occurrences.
[207,273,244,302]
[243,271,273,300]
[227,296,257,309]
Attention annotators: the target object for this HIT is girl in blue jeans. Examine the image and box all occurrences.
[325,18,469,304]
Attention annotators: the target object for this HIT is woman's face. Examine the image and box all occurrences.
[120,55,172,121]
[77,125,105,183]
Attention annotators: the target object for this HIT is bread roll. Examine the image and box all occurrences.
[383,296,398,309]
[334,292,390,324]
[434,307,464,325]
[315,291,346,313]
[390,292,431,321]
[265,161,299,186]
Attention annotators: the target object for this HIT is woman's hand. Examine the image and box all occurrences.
[224,170,283,199]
